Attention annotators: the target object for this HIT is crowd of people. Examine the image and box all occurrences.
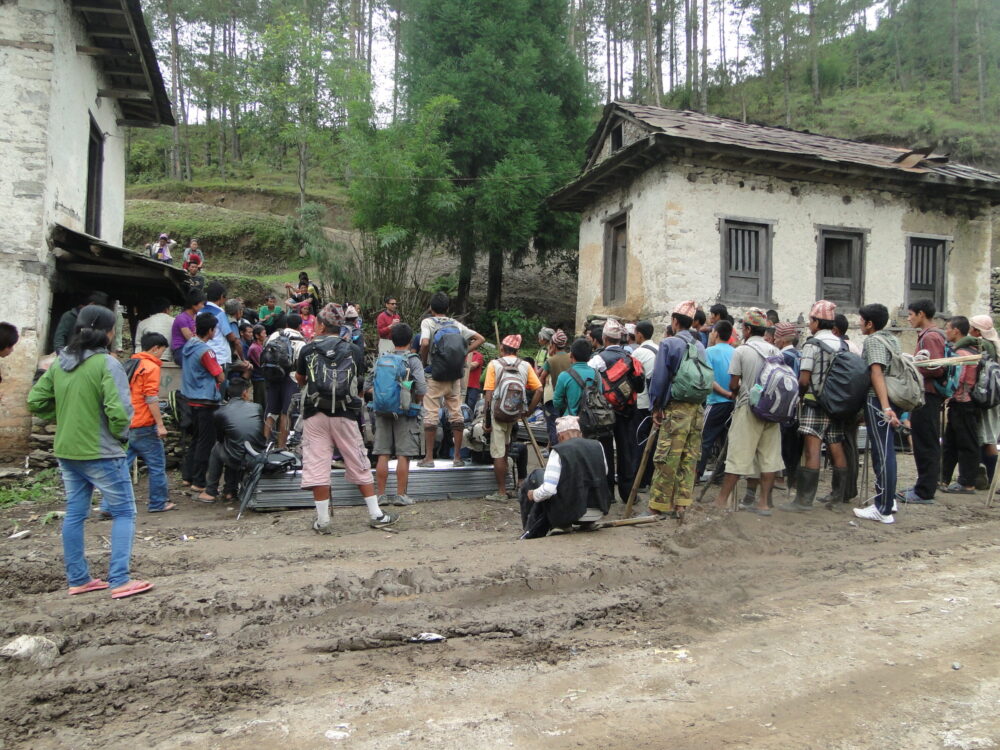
[10,276,1000,599]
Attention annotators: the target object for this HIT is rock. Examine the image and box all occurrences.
[0,635,59,668]
[44,424,57,434]
[952,662,962,670]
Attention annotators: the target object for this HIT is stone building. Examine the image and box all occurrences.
[549,103,1000,331]
[0,0,176,452]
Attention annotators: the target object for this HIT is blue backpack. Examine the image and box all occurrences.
[373,352,419,416]
[933,342,961,398]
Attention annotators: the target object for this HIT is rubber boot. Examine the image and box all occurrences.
[822,467,847,510]
[779,467,819,512]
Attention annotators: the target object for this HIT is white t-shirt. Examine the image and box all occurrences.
[420,316,476,344]
[135,312,175,361]
[631,341,658,411]
[265,328,306,382]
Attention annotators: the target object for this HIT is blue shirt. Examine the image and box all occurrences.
[203,301,232,366]
[553,362,598,416]
[648,329,705,409]
[705,342,735,405]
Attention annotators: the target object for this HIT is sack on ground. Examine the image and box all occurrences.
[570,368,615,437]
[747,343,800,423]
[430,321,466,381]
[671,341,713,403]
[491,359,528,423]
[261,332,295,383]
[813,338,870,419]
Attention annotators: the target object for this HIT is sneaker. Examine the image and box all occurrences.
[369,511,399,528]
[853,505,894,524]
[394,494,415,506]
[312,519,333,535]
[484,491,508,503]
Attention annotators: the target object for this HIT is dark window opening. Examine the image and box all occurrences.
[721,219,772,304]
[907,236,947,312]
[818,229,864,309]
[604,216,627,305]
[86,117,104,237]
[610,123,623,152]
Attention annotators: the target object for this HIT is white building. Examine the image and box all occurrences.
[0,0,176,451]
[549,103,999,331]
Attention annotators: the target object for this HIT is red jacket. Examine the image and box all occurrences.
[376,310,401,339]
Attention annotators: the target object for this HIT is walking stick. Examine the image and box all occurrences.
[698,434,729,503]
[624,424,659,519]
[985,461,1000,509]
[521,415,546,468]
[860,426,870,504]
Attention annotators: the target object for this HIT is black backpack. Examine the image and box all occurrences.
[303,337,358,413]
[569,368,615,438]
[122,358,141,384]
[261,332,296,383]
[429,320,467,381]
[811,337,870,420]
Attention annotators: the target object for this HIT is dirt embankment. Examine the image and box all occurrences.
[3,458,1000,748]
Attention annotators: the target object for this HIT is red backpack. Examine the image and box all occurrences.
[599,350,644,412]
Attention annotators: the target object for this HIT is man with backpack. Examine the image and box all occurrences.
[713,309,790,516]
[780,300,855,513]
[587,319,645,503]
[774,322,804,489]
[367,323,427,507]
[297,304,397,534]
[418,292,485,468]
[552,338,599,416]
[645,301,713,519]
[970,315,1000,485]
[539,329,571,447]
[482,334,543,501]
[854,303,905,524]
[696,319,736,483]
[940,316,982,495]
[901,299,948,505]
[261,313,307,451]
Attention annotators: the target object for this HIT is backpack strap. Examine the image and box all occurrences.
[641,342,658,355]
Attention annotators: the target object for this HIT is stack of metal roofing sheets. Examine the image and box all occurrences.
[249,458,512,511]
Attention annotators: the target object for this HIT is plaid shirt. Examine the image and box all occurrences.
[863,330,901,399]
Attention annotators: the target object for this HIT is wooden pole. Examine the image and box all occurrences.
[600,514,663,528]
[521,416,546,468]
[623,424,658,519]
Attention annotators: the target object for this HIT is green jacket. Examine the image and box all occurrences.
[27,347,134,460]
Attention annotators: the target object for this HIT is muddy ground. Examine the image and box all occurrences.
[2,458,1000,749]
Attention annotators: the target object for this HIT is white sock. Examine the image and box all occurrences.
[315,500,331,525]
[363,495,382,520]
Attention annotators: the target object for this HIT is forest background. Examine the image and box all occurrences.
[124,0,1000,333]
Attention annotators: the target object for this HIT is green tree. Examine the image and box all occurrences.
[401,0,594,311]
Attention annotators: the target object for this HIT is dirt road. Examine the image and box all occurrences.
[2,467,1000,749]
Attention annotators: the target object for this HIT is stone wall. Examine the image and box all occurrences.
[575,156,994,332]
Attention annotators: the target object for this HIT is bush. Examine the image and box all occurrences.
[472,309,548,349]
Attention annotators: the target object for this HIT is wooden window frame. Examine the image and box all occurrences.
[85,115,104,238]
[815,225,867,311]
[603,212,628,306]
[905,234,950,314]
[610,123,624,152]
[719,217,774,306]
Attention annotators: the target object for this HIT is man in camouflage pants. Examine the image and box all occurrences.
[644,301,706,519]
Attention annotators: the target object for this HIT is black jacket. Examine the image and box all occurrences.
[213,399,265,465]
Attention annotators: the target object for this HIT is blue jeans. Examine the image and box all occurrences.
[126,426,170,510]
[865,396,897,515]
[58,457,136,588]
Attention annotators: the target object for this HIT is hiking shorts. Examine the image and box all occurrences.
[797,401,845,443]
[489,420,516,459]
[423,377,463,429]
[373,414,423,458]
[300,414,372,488]
[724,403,783,476]
[265,378,297,417]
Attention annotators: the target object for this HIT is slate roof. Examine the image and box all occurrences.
[549,102,1000,211]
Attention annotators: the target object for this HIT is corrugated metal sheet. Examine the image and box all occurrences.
[249,459,513,511]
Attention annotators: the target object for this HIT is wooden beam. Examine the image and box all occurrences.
[116,118,158,128]
[60,263,170,281]
[73,3,127,13]
[116,0,163,126]
[0,38,54,52]
[76,44,135,57]
[88,30,133,39]
[98,87,152,101]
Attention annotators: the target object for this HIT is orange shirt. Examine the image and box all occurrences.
[483,356,542,392]
[129,352,163,428]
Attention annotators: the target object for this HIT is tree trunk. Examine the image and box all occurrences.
[809,0,820,105]
[762,3,772,107]
[718,0,726,88]
[668,0,675,91]
[888,0,905,91]
[645,0,661,105]
[654,0,664,98]
[975,0,987,120]
[605,11,612,102]
[782,25,791,127]
[167,0,181,180]
[950,0,961,105]
[297,140,308,211]
[485,249,503,310]
[456,239,475,315]
[392,3,401,121]
[699,0,707,111]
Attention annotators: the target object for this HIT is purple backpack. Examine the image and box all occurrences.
[747,343,800,424]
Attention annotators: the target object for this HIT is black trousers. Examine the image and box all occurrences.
[696,401,734,478]
[633,408,654,489]
[600,411,637,503]
[942,400,981,487]
[182,405,217,487]
[910,392,943,499]
[205,443,242,498]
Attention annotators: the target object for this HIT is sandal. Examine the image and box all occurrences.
[68,579,109,596]
[416,459,435,468]
[940,482,975,494]
[110,580,154,599]
[148,502,177,513]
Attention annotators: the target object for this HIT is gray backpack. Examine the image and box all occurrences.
[881,336,924,413]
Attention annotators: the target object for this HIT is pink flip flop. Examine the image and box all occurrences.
[110,580,154,599]
[68,579,109,596]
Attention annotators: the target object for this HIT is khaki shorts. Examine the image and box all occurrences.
[724,403,784,476]
[373,414,423,458]
[300,414,372,488]
[422,377,463,429]
[489,419,516,459]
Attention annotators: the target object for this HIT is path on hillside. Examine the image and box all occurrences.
[2,462,999,749]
